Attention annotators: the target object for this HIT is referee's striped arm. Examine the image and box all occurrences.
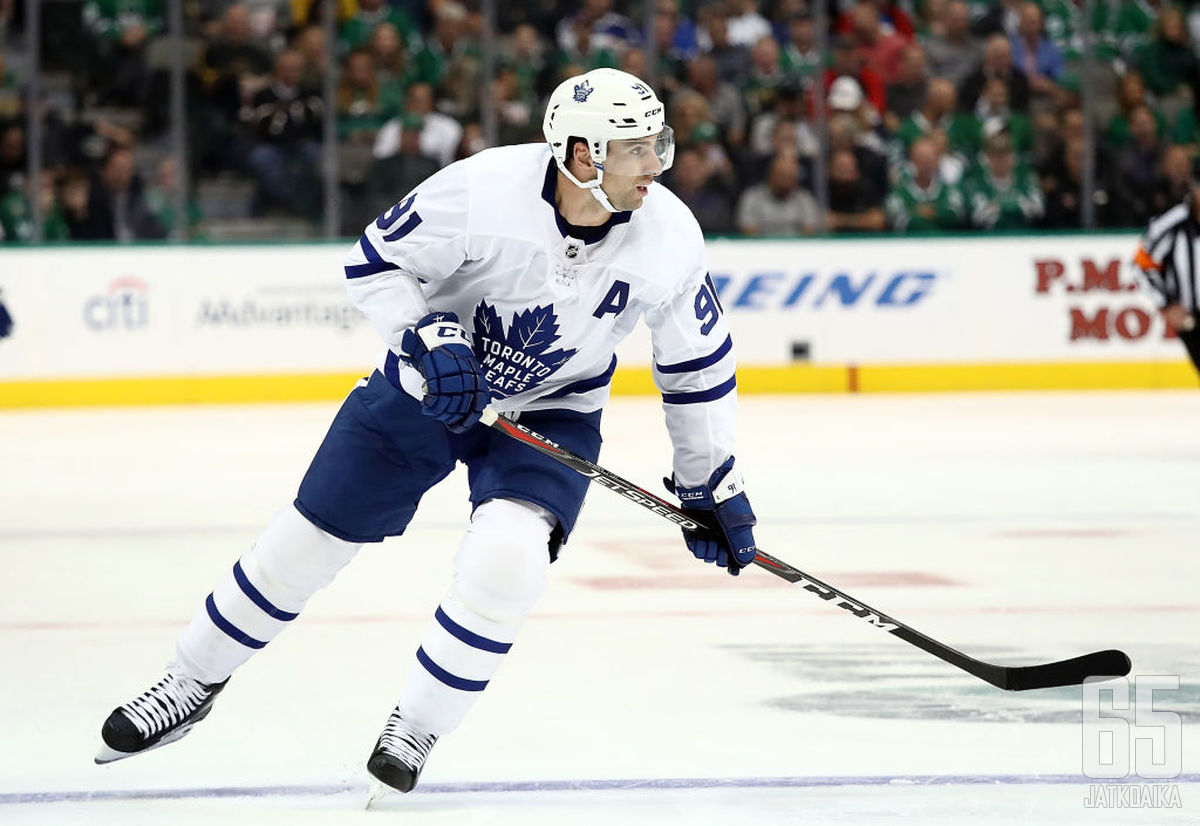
[1135,203,1188,308]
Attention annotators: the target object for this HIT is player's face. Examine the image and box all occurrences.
[599,165,657,211]
[600,129,674,211]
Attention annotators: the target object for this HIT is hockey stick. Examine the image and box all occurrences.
[480,409,1131,691]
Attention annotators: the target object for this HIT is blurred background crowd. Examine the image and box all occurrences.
[2,0,1200,242]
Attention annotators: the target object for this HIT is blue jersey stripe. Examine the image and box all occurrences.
[416,646,489,692]
[542,356,617,399]
[435,606,513,654]
[344,234,400,279]
[345,260,399,279]
[661,374,736,405]
[233,561,299,622]
[382,212,423,242]
[655,335,733,375]
[205,594,267,649]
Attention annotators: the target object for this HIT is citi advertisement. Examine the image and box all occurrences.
[84,276,150,332]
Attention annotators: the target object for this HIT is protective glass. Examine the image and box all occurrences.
[602,126,675,176]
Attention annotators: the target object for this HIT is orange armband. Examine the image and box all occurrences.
[1134,244,1162,271]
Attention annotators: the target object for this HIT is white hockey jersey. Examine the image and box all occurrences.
[342,143,737,486]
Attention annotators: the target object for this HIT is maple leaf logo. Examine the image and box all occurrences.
[472,301,578,398]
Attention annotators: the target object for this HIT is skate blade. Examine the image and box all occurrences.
[94,723,195,765]
[94,743,134,765]
[365,778,390,810]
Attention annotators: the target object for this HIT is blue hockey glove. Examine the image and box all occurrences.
[664,456,758,576]
[398,311,491,433]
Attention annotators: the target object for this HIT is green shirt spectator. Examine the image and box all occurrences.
[82,0,163,41]
[0,52,19,121]
[893,78,981,164]
[974,111,1033,156]
[740,36,787,118]
[142,188,203,239]
[1099,0,1157,59]
[964,133,1044,229]
[338,0,418,55]
[894,111,981,160]
[367,23,420,94]
[1132,7,1198,97]
[780,14,821,89]
[1171,106,1200,150]
[1041,0,1151,62]
[337,50,402,142]
[501,24,549,109]
[887,138,967,232]
[1107,109,1166,148]
[1106,71,1164,148]
[0,188,70,243]
[0,188,31,242]
[142,159,204,240]
[970,77,1034,157]
[414,2,483,92]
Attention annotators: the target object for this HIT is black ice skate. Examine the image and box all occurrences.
[95,667,228,764]
[365,708,438,805]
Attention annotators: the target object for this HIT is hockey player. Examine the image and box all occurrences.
[94,68,757,796]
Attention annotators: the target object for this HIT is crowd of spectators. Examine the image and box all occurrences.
[3,0,1200,242]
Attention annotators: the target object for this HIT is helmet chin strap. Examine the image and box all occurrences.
[556,161,621,214]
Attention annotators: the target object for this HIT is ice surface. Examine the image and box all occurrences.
[2,392,1197,824]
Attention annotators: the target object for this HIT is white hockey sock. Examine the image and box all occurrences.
[176,505,361,684]
[396,498,553,735]
[397,591,521,735]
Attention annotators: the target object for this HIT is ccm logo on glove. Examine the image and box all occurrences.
[664,457,758,577]
[398,311,491,434]
[419,319,470,347]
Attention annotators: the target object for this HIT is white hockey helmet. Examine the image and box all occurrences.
[543,68,675,212]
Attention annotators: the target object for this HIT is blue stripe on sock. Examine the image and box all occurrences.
[232,561,299,622]
[415,646,488,692]
[205,594,267,650]
[434,606,512,654]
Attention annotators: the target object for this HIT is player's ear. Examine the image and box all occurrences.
[569,137,594,171]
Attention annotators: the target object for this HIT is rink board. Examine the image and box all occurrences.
[0,234,1195,407]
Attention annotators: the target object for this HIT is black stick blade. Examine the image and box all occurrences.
[1002,649,1132,691]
